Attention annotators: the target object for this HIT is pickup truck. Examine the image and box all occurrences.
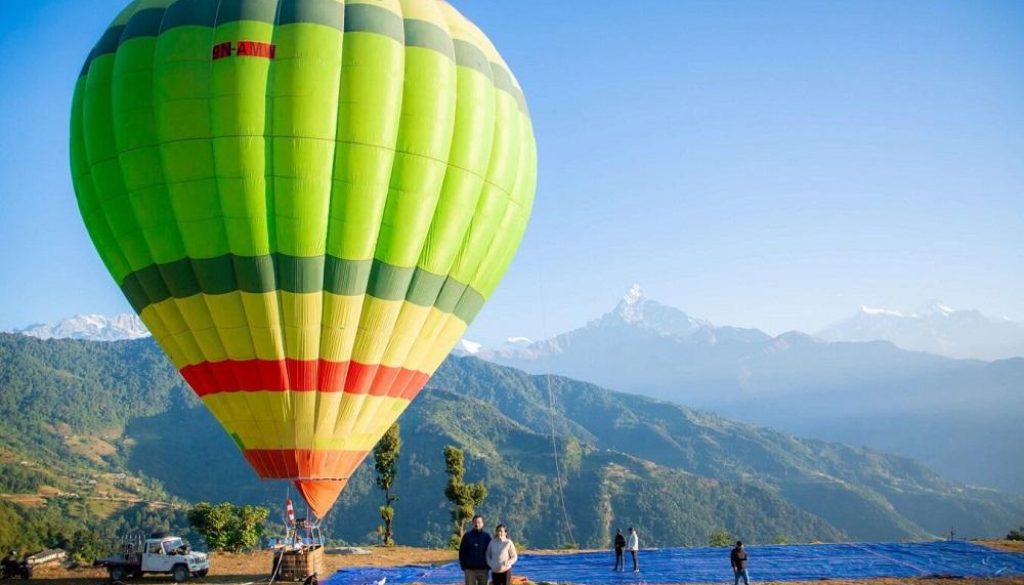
[99,536,208,582]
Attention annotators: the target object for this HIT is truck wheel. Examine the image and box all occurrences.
[172,565,189,583]
[196,569,208,578]
[108,566,128,581]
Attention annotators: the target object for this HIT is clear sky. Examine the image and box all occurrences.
[0,0,1021,344]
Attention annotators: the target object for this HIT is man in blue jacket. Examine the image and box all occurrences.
[459,515,492,585]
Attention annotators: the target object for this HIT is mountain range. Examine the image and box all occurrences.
[7,294,1023,493]
[5,313,149,342]
[817,302,1024,360]
[475,287,1024,494]
[1,334,1021,549]
[16,293,1022,363]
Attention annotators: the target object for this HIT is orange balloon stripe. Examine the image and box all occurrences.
[180,359,430,400]
[244,448,369,480]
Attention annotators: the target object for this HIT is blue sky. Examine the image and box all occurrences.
[0,0,1021,344]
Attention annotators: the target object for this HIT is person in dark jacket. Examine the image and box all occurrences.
[730,541,750,585]
[459,515,492,585]
[613,529,626,571]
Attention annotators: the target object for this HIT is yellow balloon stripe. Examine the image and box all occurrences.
[140,291,467,372]
[203,392,410,451]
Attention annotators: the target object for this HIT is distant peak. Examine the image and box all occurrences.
[615,284,648,324]
[9,313,150,342]
[623,284,645,305]
[916,300,954,317]
[459,339,482,355]
[860,305,904,318]
[505,336,533,345]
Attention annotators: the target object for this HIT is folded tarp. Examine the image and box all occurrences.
[324,540,1024,585]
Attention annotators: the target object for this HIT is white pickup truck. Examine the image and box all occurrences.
[100,536,209,582]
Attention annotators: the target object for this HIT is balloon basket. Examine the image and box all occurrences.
[271,545,324,582]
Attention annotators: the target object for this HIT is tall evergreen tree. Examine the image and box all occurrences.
[373,423,402,546]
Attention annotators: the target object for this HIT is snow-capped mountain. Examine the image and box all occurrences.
[470,286,1024,494]
[482,284,765,362]
[7,313,150,342]
[453,336,534,358]
[816,301,1024,360]
[454,339,483,356]
[598,283,712,336]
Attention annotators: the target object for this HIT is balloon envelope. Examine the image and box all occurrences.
[71,0,535,517]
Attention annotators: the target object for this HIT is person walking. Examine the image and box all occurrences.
[613,529,626,571]
[459,515,492,585]
[627,527,640,573]
[731,541,750,585]
[486,524,518,585]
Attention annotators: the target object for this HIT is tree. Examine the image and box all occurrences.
[187,502,269,552]
[228,505,269,551]
[1008,526,1024,541]
[68,529,108,565]
[187,503,233,551]
[374,423,402,546]
[708,528,733,547]
[443,445,487,549]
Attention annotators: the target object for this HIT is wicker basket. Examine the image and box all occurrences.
[272,545,325,582]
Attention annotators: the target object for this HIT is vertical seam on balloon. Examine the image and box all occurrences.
[313,1,350,470]
[162,0,249,408]
[471,118,532,298]
[132,1,192,363]
[76,45,138,349]
[158,0,254,465]
[109,2,189,372]
[190,0,253,442]
[202,0,280,463]
[205,0,266,449]
[80,17,140,281]
[323,14,403,452]
[419,123,527,381]
[264,0,301,485]
[346,0,456,451]
[425,119,526,377]
[331,1,407,455]
[376,28,497,399]
[81,2,191,372]
[395,67,521,387]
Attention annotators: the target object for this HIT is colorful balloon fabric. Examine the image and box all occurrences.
[70,0,536,518]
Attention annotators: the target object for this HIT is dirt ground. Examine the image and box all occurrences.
[19,541,1024,585]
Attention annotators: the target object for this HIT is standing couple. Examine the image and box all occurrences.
[460,515,519,585]
[613,527,640,573]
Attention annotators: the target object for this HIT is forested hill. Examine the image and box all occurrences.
[0,333,1021,549]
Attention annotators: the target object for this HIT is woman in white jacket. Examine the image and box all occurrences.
[486,524,518,585]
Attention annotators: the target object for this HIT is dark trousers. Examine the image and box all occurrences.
[614,547,624,570]
[631,550,639,572]
[492,571,511,585]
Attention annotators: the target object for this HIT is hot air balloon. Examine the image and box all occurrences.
[70,0,536,519]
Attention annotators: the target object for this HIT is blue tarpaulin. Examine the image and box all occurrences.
[324,541,1024,585]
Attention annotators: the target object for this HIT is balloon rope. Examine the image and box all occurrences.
[535,234,577,548]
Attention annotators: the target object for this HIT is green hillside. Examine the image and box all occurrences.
[0,334,1021,550]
